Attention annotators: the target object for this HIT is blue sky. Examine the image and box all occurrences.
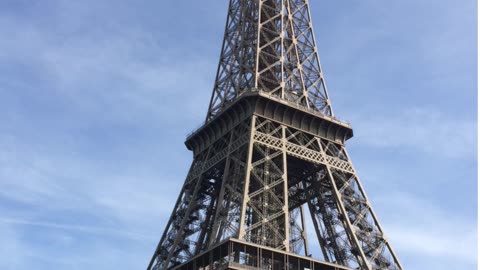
[0,0,476,269]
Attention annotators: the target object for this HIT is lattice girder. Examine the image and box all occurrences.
[149,116,402,270]
[149,0,402,269]
[207,0,333,121]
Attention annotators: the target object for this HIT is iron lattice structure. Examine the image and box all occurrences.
[147,1,403,270]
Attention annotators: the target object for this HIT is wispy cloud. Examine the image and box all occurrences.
[0,7,216,131]
[372,192,477,266]
[0,131,182,224]
[0,223,23,270]
[0,123,180,268]
[0,1,475,270]
[0,217,155,241]
[350,107,476,159]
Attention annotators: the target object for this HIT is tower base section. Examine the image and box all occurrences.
[170,239,352,270]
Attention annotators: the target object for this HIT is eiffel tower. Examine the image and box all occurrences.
[147,1,403,269]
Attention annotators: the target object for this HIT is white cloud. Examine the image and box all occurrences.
[0,132,181,268]
[0,1,475,270]
[0,223,24,270]
[0,10,214,128]
[388,225,477,264]
[0,132,182,223]
[0,12,209,268]
[0,217,155,242]
[372,192,477,267]
[350,107,476,159]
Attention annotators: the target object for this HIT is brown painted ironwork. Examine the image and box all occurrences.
[147,1,403,270]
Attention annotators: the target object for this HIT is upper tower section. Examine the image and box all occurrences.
[206,0,333,122]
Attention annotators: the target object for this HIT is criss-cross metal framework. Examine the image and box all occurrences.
[207,0,332,121]
[147,1,403,270]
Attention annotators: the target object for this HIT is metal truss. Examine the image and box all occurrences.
[148,116,402,270]
[148,1,403,269]
[288,206,309,256]
[148,119,252,270]
[207,0,333,121]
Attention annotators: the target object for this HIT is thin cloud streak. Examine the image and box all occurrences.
[372,192,477,265]
[0,217,156,242]
[350,107,476,159]
[0,0,475,270]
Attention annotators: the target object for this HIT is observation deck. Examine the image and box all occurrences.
[185,89,353,155]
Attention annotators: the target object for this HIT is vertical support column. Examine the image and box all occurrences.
[280,0,286,99]
[254,0,262,89]
[148,155,205,270]
[281,125,290,252]
[324,166,371,270]
[285,0,309,109]
[163,146,214,269]
[342,149,404,269]
[238,116,257,239]
[299,204,309,256]
[205,0,234,122]
[307,202,330,262]
[195,192,217,254]
[307,138,334,263]
[303,0,333,116]
[147,176,187,269]
[206,131,235,248]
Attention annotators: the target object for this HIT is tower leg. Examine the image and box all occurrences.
[238,116,290,251]
[149,120,252,269]
[147,154,207,270]
[288,205,310,256]
[299,204,310,256]
[208,120,251,246]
